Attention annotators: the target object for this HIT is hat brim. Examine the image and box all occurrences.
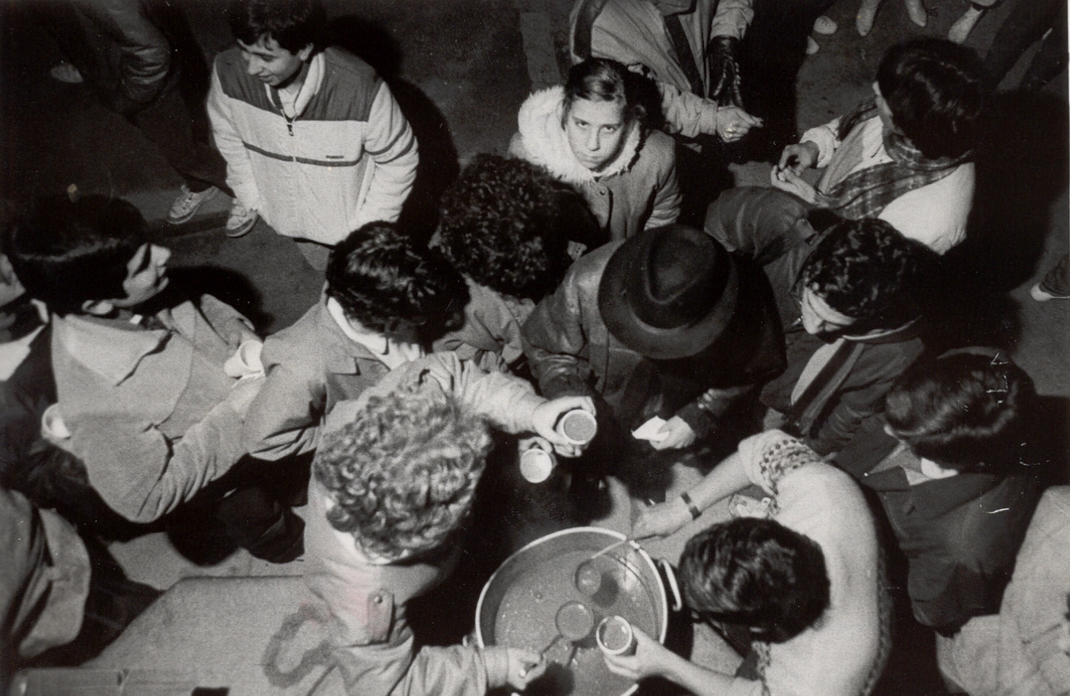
[598,233,739,360]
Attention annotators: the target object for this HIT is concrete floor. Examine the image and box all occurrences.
[1,0,1067,694]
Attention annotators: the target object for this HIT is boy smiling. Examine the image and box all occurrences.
[207,0,418,269]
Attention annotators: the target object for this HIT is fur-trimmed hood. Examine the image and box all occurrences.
[512,86,642,186]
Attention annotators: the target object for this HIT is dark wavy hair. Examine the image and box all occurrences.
[326,222,469,343]
[680,518,830,644]
[8,194,146,316]
[563,58,649,128]
[437,154,591,300]
[313,382,493,560]
[800,218,928,327]
[885,349,1035,474]
[227,0,326,53]
[876,38,984,160]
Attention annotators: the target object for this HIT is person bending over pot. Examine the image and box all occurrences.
[616,429,887,696]
[522,224,784,499]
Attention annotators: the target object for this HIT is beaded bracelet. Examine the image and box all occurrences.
[679,491,702,520]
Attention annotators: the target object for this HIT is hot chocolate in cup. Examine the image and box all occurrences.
[557,408,598,445]
[596,615,636,656]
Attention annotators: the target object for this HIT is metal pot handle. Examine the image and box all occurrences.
[656,558,683,612]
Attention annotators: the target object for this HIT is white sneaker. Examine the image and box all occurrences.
[226,203,258,237]
[168,185,218,224]
[1030,282,1070,301]
[813,16,838,35]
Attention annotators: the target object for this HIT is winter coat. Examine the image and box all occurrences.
[510,86,680,242]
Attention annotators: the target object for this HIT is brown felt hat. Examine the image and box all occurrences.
[598,225,738,360]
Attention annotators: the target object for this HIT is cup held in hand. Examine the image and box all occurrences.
[596,615,636,656]
[558,408,598,445]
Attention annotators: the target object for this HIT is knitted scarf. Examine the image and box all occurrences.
[819,99,972,220]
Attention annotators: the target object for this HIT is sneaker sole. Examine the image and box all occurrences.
[167,188,219,225]
[225,216,258,238]
[1030,283,1069,301]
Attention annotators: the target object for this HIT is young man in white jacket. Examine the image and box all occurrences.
[207,0,418,270]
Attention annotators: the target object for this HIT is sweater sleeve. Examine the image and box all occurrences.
[361,353,544,435]
[207,61,262,211]
[737,429,824,496]
[799,116,842,169]
[353,81,418,228]
[331,618,508,696]
[72,397,249,523]
[657,82,721,138]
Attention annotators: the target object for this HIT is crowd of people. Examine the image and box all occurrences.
[0,0,1067,695]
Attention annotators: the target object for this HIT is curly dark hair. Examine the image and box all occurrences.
[679,518,830,644]
[8,194,147,316]
[227,0,326,53]
[326,222,469,342]
[313,382,493,561]
[885,349,1036,474]
[800,218,928,327]
[437,154,593,300]
[876,38,984,160]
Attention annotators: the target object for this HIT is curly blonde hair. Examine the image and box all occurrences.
[313,383,493,560]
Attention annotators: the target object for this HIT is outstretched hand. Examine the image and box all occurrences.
[602,626,673,681]
[770,165,818,203]
[716,106,762,143]
[532,396,596,458]
[649,416,696,451]
[507,648,547,690]
[632,497,693,539]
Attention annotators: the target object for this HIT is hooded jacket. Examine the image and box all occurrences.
[510,86,680,243]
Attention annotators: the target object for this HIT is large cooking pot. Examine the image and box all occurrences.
[476,527,682,696]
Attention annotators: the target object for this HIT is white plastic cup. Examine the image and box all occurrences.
[596,615,636,656]
[557,409,598,445]
[520,446,556,483]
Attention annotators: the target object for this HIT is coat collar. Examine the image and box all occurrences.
[516,86,642,186]
[864,450,1008,517]
[52,309,192,386]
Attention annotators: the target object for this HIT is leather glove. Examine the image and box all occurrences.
[708,35,743,107]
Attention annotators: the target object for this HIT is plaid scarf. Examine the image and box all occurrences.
[819,99,972,220]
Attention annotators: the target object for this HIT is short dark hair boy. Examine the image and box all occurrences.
[680,517,830,644]
[243,222,470,461]
[876,37,985,161]
[8,195,148,316]
[326,222,469,343]
[226,0,326,55]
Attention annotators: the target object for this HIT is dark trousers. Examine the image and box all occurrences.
[739,0,839,161]
[35,0,230,194]
[984,0,1068,91]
